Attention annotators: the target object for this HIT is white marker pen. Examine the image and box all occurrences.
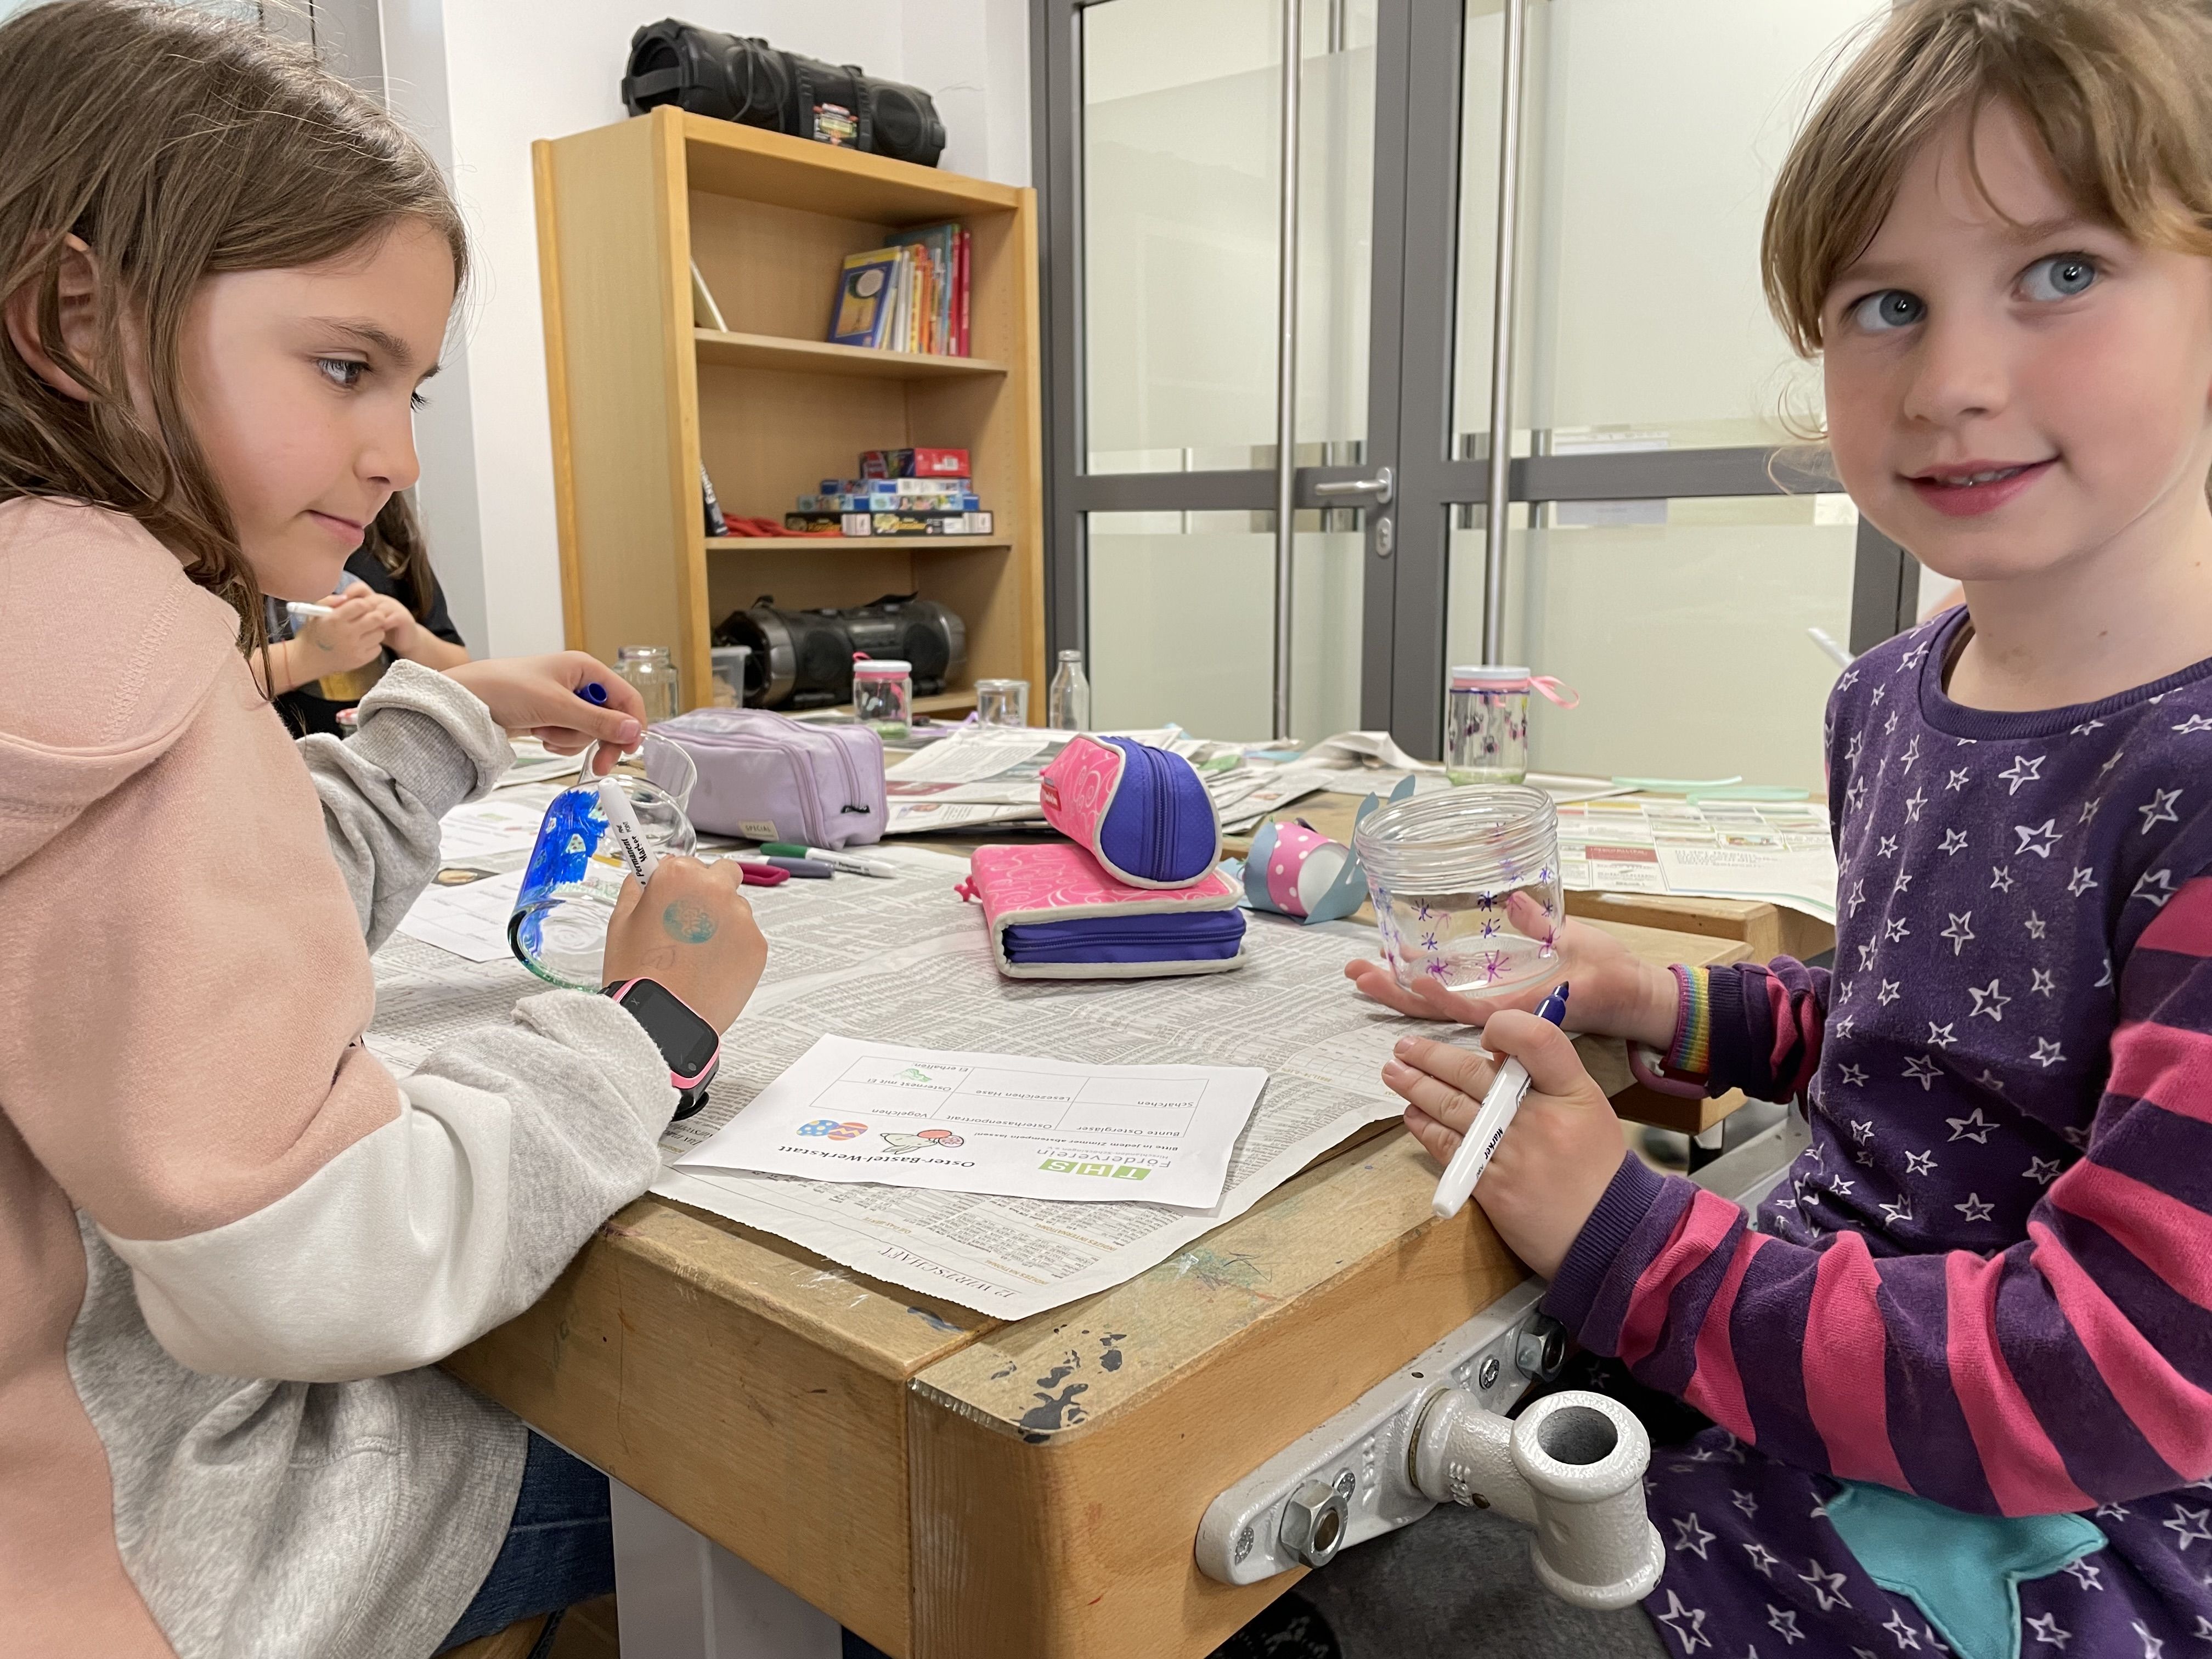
[1431,982,1572,1221]
[596,778,661,886]
[286,600,335,622]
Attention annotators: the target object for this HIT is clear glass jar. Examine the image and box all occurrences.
[975,678,1029,727]
[616,645,680,725]
[853,656,913,737]
[508,733,698,989]
[1354,785,1564,997]
[1446,665,1533,785]
[1047,649,1091,731]
[708,644,751,708]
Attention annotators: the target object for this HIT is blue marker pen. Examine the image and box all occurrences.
[1431,982,1571,1220]
[575,682,610,706]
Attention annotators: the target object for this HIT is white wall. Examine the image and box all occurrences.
[380,0,1031,657]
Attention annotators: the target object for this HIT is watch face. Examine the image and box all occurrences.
[614,978,720,1079]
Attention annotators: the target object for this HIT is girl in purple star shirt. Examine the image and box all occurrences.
[1310,2,2212,1656]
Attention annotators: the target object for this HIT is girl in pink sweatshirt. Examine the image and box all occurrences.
[0,4,768,1654]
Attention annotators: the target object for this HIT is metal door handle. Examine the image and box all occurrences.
[1313,465,1393,505]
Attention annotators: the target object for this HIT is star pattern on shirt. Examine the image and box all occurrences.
[1797,1559,1850,1612]
[1900,1150,1936,1178]
[2015,820,2061,859]
[1848,878,1868,915]
[1884,1609,1925,1650]
[1871,684,1887,706]
[2025,1155,2065,1184]
[1742,1541,1779,1579]
[1946,766,1971,792]
[2080,797,2102,824]
[1672,1511,1714,1559]
[2068,867,2100,898]
[2072,718,2106,736]
[1940,912,1974,954]
[1974,1069,2008,1093]
[1888,915,1911,941]
[1656,1589,1710,1652]
[1849,1112,1875,1139]
[2141,787,2183,834]
[1832,1014,1858,1040]
[1877,981,1901,1006]
[1900,735,1922,772]
[1955,1192,1995,1222]
[2131,1621,2164,1659]
[2032,1038,2066,1068]
[2174,714,2212,734]
[2000,754,2046,793]
[2100,748,2127,778]
[1904,1055,1941,1089]
[2024,910,2047,939]
[2030,968,2056,995]
[1894,870,1915,895]
[2166,1503,2212,1551]
[1859,943,1878,972]
[2062,1556,2103,1591]
[1847,778,1870,816]
[1730,1488,1758,1519]
[2135,868,2179,909]
[2027,1612,2071,1649]
[1989,864,2014,892]
[1948,1108,1996,1143]
[1927,1020,1959,1048]
[1878,835,1900,859]
[1904,788,1927,822]
[1880,1197,1913,1226]
[1968,979,2010,1022]
[1767,1605,1806,1645]
[1940,829,1969,854]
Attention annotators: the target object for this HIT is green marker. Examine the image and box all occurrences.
[759,842,898,878]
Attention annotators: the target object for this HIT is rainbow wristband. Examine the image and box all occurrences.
[1666,963,1713,1077]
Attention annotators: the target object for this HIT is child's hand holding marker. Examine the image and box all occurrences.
[1384,1002,1624,1280]
[443,652,644,774]
[285,580,386,674]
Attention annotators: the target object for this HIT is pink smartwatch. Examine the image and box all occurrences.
[602,978,721,1119]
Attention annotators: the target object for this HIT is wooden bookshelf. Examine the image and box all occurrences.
[533,108,1045,714]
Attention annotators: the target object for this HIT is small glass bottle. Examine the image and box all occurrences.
[852,655,913,738]
[1446,665,1533,785]
[615,645,679,725]
[1047,648,1091,732]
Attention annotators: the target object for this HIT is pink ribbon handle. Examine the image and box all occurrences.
[1531,675,1579,710]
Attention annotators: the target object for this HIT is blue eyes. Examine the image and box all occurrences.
[1850,290,1926,332]
[317,357,428,409]
[1843,252,2101,335]
[2021,253,2098,301]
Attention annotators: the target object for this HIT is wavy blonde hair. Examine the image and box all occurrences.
[1763,0,2212,359]
[0,0,466,648]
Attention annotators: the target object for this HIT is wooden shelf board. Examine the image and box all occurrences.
[695,329,1008,380]
[707,536,1011,554]
[680,114,1023,222]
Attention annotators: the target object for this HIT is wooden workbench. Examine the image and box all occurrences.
[444,906,1748,1659]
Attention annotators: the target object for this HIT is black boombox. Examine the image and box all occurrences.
[622,22,946,167]
[716,595,967,710]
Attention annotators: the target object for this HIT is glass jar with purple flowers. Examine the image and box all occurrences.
[1445,666,1578,785]
[1353,785,1564,997]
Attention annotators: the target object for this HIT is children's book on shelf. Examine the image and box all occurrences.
[824,223,971,356]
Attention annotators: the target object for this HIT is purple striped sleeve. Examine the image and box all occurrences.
[1702,957,1827,1104]
[1539,878,2212,1514]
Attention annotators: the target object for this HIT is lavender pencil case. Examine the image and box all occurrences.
[1039,735,1221,888]
[956,843,1247,979]
[655,707,886,849]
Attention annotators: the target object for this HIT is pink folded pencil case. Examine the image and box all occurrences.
[1039,735,1221,888]
[956,843,1248,979]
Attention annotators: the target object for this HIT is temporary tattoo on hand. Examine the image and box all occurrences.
[662,899,718,944]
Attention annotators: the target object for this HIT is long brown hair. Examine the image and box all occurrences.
[0,0,467,648]
[1763,0,2212,361]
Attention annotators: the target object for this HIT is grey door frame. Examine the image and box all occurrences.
[1032,0,1918,759]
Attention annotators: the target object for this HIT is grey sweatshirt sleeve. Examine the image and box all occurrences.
[296,661,512,949]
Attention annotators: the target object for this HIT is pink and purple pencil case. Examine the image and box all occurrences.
[1038,735,1221,888]
[957,843,1247,979]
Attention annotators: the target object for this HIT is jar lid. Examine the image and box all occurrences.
[853,659,911,676]
[1451,664,1532,687]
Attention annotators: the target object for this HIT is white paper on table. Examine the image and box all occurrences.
[675,1033,1266,1209]
[438,795,557,864]
[884,729,1055,785]
[394,870,521,962]
[1555,800,1837,922]
[884,799,1046,834]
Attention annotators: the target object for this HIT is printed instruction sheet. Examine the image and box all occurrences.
[675,1034,1266,1209]
[1555,799,1838,922]
[369,845,1446,1320]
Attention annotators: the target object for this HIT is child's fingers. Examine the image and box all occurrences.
[1478,1008,1594,1098]
[1344,958,1496,1025]
[1381,1057,1483,1134]
[1502,889,1557,941]
[1403,1103,1462,1163]
[1390,1034,1500,1100]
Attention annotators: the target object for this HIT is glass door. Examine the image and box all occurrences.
[1045,0,1394,741]
[1039,0,1921,765]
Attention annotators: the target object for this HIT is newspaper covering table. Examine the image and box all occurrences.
[369,847,1445,1320]
[1556,799,1839,923]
